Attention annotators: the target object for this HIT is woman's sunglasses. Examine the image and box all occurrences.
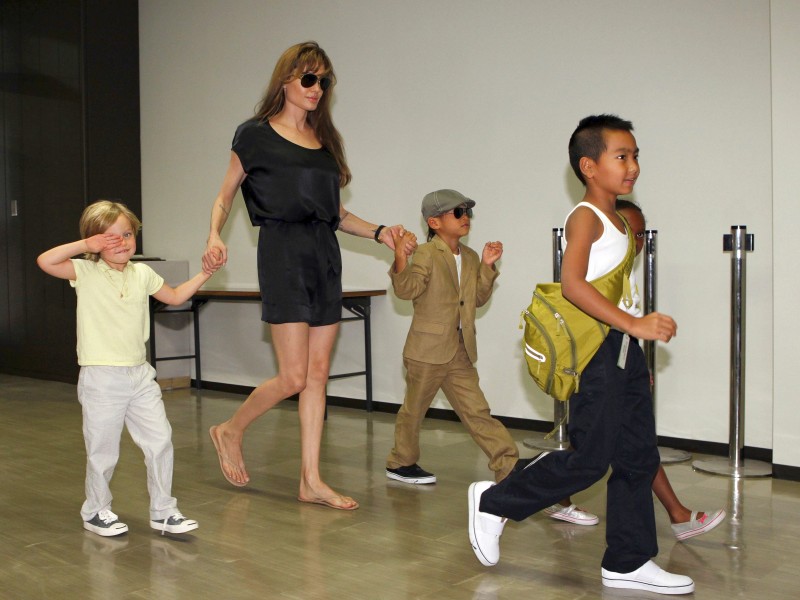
[444,206,473,219]
[300,73,332,91]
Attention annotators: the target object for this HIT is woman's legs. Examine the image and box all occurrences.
[210,322,314,486]
[296,323,358,509]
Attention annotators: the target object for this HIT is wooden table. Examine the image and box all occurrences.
[149,289,387,411]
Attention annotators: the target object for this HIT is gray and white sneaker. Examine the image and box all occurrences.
[150,511,198,535]
[84,509,129,537]
[543,503,600,526]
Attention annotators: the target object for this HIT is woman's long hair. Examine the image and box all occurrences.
[254,41,351,187]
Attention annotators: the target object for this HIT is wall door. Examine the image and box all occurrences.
[1,0,140,383]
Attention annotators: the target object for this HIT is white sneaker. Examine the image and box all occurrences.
[544,503,600,526]
[602,560,694,595]
[83,509,129,537]
[468,481,506,567]
[150,511,199,535]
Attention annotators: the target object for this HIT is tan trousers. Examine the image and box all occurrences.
[386,336,518,482]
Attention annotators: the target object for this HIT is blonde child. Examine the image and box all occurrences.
[37,200,215,537]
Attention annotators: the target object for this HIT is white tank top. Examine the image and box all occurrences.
[563,202,641,317]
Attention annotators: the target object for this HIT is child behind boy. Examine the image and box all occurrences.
[37,200,216,537]
[467,116,695,594]
[554,199,726,539]
[385,189,519,485]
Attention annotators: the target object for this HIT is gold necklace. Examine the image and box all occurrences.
[104,265,129,298]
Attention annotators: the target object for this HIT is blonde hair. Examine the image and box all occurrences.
[79,200,141,261]
[253,41,351,187]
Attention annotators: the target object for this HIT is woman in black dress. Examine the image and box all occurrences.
[204,42,412,510]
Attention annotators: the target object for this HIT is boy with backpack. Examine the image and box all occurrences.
[467,115,695,595]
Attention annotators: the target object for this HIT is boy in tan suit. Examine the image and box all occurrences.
[385,189,518,485]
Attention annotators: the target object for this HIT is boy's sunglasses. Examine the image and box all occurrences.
[444,206,473,219]
[300,73,332,91]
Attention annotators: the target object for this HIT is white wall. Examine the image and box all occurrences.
[140,1,788,461]
[771,0,800,469]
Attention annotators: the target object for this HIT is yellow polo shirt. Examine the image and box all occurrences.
[70,259,164,366]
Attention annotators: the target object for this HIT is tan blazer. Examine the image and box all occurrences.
[390,236,499,365]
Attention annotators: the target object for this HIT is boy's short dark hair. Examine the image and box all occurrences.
[568,114,634,185]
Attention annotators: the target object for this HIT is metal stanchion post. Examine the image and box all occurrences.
[693,226,771,477]
[643,229,690,463]
[524,228,570,451]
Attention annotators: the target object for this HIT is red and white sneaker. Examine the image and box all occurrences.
[671,508,726,541]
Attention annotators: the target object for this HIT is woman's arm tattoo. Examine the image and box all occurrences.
[338,210,351,232]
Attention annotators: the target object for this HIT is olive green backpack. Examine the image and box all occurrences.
[522,217,635,401]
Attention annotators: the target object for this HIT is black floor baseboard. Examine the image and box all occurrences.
[774,463,800,481]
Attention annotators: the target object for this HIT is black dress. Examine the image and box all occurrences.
[232,119,342,325]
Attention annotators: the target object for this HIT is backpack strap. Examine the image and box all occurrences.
[617,213,636,309]
[588,213,636,309]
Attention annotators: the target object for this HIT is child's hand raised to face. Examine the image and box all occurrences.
[481,241,503,266]
[85,233,122,254]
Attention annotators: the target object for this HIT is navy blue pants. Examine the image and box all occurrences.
[480,330,660,573]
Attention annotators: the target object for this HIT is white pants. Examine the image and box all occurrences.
[77,363,177,521]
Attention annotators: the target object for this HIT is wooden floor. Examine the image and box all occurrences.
[1,374,798,599]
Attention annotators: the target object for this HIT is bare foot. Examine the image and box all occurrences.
[298,480,359,510]
[297,495,359,511]
[209,423,249,487]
